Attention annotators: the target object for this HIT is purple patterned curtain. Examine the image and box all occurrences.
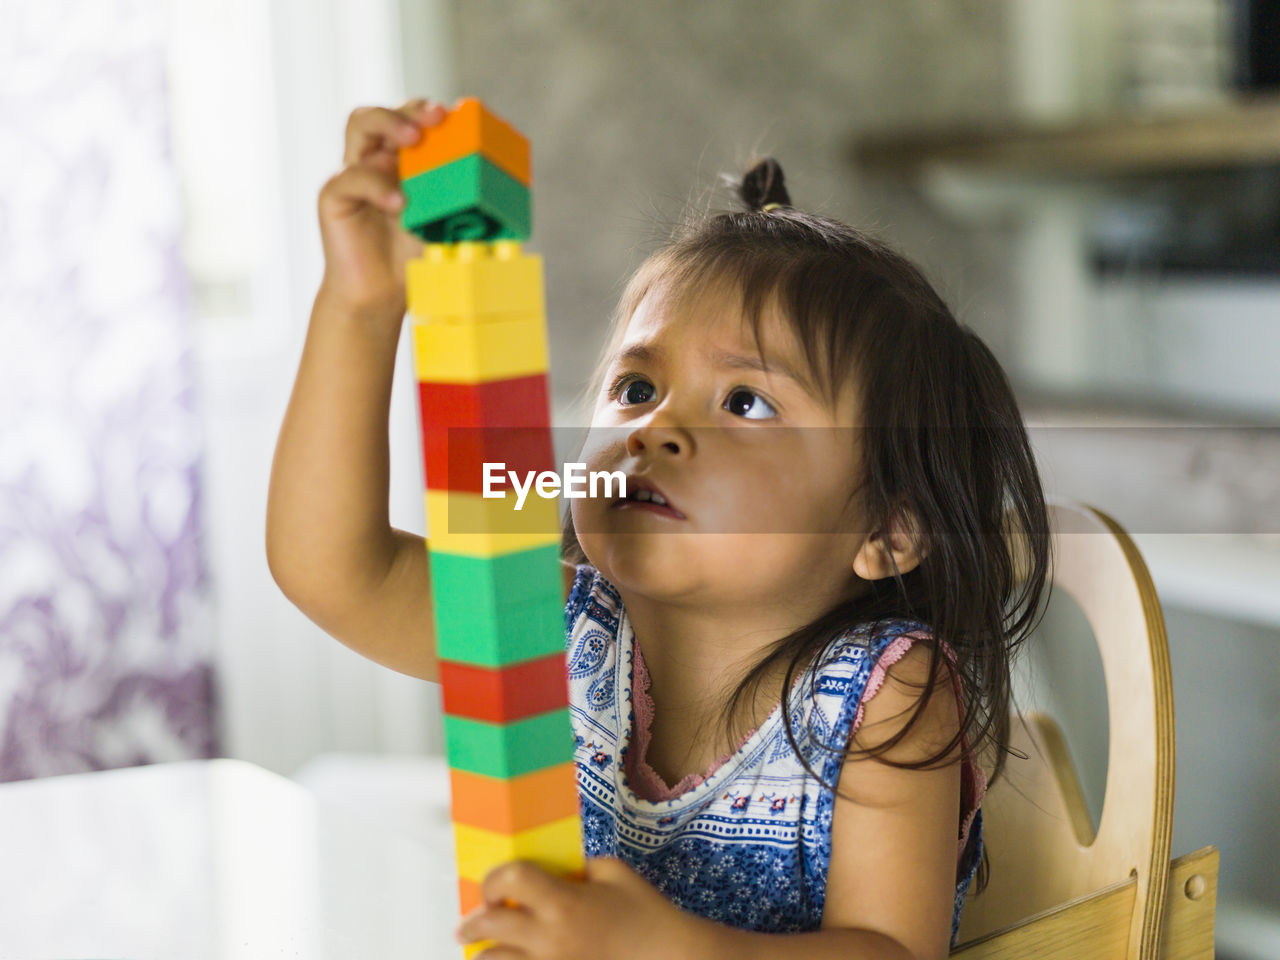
[0,1,220,780]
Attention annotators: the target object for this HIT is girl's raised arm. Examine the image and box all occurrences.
[266,100,447,683]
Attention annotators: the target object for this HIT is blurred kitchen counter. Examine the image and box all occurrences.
[0,757,461,959]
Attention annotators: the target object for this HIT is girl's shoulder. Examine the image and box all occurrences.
[799,617,938,728]
[814,616,935,679]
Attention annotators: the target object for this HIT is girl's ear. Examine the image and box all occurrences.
[851,507,923,581]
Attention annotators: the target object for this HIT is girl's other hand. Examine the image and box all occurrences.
[316,98,447,318]
[456,857,709,960]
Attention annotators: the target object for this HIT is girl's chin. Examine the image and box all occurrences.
[592,545,691,586]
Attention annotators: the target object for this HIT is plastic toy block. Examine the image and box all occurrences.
[424,489,560,557]
[423,424,556,495]
[401,154,530,243]
[407,241,543,322]
[417,374,550,430]
[399,96,530,186]
[459,877,484,913]
[440,652,568,724]
[428,544,562,616]
[449,763,579,834]
[443,708,574,779]
[453,815,585,884]
[457,875,495,960]
[418,373,553,493]
[433,588,564,669]
[411,314,547,385]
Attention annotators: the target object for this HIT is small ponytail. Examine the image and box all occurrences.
[734,157,791,213]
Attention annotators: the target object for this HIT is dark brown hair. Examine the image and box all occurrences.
[560,157,1051,894]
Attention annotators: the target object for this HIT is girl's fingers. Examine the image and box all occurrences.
[318,163,403,218]
[395,97,445,125]
[342,100,446,167]
[456,904,539,948]
[481,861,566,915]
[343,106,415,166]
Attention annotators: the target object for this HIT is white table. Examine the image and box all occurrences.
[0,758,463,959]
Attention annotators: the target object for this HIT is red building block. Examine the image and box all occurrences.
[439,652,569,724]
[417,375,556,494]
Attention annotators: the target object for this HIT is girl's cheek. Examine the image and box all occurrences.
[569,499,590,539]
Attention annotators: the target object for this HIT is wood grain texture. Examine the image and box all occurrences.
[950,848,1219,960]
[1160,847,1219,960]
[953,878,1135,960]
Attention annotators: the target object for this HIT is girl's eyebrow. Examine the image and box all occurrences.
[616,341,815,396]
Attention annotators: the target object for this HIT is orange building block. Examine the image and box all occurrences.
[400,96,530,186]
[459,877,484,913]
[449,763,579,834]
[439,652,569,723]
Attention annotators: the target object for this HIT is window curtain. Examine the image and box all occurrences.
[0,1,218,780]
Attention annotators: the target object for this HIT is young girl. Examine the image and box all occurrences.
[267,99,1051,960]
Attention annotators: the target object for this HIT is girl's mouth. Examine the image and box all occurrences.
[612,490,686,519]
[613,499,685,519]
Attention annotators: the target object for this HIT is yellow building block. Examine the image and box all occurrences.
[453,815,585,884]
[425,489,561,557]
[407,241,544,322]
[412,313,548,384]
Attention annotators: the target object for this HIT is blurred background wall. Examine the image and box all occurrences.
[448,1,1020,415]
[1,1,1277,957]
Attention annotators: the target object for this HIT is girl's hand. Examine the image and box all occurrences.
[457,857,707,960]
[316,98,447,318]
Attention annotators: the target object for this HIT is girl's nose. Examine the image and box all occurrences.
[625,419,690,458]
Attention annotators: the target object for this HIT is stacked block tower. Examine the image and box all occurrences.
[398,97,583,952]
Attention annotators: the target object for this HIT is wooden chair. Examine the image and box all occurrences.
[951,499,1219,960]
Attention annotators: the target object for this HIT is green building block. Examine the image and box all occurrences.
[432,587,564,668]
[430,544,562,612]
[401,153,531,243]
[443,708,575,779]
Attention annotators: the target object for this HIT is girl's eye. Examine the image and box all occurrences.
[613,376,654,405]
[725,388,777,420]
[611,375,777,421]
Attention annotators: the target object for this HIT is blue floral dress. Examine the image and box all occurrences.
[563,563,986,948]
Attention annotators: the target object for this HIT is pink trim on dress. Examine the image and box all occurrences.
[852,634,919,733]
[624,643,756,802]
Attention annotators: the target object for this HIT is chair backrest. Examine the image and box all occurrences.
[954,499,1176,960]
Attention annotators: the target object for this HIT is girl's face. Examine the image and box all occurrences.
[571,280,869,614]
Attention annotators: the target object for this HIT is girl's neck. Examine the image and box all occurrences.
[623,593,789,710]
[627,614,774,785]
[618,573,866,695]
[617,584,855,776]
